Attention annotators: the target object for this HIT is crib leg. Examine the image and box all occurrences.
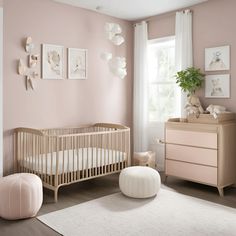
[54,187,59,203]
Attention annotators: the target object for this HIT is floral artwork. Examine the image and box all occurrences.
[205,74,230,98]
[205,46,230,71]
[68,48,88,79]
[42,44,64,79]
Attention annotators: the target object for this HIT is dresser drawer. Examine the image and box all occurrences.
[166,144,217,167]
[165,160,217,185]
[165,129,217,149]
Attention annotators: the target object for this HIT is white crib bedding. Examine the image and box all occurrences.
[21,147,126,175]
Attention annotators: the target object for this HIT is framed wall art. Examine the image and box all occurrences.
[68,48,88,79]
[205,45,230,71]
[42,44,64,79]
[205,74,230,98]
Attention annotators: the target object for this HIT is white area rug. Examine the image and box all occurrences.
[38,188,236,236]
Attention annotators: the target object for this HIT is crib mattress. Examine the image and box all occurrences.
[21,147,126,175]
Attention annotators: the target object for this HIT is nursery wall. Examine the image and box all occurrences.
[3,0,133,175]
[147,0,236,112]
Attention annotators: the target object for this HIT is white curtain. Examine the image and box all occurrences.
[133,21,148,152]
[175,10,193,117]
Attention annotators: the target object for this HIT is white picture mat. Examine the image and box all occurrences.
[0,8,3,177]
[205,74,230,98]
[205,45,230,71]
[42,44,64,79]
[68,48,88,79]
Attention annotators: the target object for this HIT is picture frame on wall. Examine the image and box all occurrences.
[68,48,88,79]
[205,74,230,98]
[205,45,230,71]
[42,44,64,79]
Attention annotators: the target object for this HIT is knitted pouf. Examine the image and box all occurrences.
[119,166,161,198]
[0,173,43,220]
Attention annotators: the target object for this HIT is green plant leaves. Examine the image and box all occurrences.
[175,67,204,96]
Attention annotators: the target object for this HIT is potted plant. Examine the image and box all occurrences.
[175,67,205,117]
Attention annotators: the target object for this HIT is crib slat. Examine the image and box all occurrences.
[50,137,53,186]
[17,132,20,172]
[86,135,88,178]
[13,133,16,172]
[81,136,84,179]
[91,135,94,177]
[36,136,38,176]
[102,133,107,174]
[115,132,117,172]
[118,132,121,171]
[100,134,103,175]
[73,136,76,182]
[24,132,27,173]
[111,133,114,172]
[66,137,69,183]
[40,137,45,180]
[122,132,126,168]
[40,137,43,181]
[76,136,80,180]
[95,133,98,176]
[46,136,49,184]
[32,134,35,174]
[43,137,46,182]
[55,137,59,187]
[62,138,65,185]
[107,131,109,173]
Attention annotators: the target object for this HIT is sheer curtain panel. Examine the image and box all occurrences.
[175,10,193,117]
[133,21,148,152]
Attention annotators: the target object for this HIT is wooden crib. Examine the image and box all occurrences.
[14,123,130,202]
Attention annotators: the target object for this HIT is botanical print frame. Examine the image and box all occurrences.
[42,44,64,79]
[205,45,230,71]
[68,48,88,79]
[205,74,230,98]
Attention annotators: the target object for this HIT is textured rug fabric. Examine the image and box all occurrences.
[38,188,236,236]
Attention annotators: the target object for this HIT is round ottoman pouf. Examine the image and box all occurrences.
[0,173,43,220]
[119,166,161,198]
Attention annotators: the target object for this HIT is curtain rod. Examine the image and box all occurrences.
[133,21,149,27]
[133,9,192,27]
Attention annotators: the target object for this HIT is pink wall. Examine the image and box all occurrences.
[3,0,133,174]
[147,0,236,112]
[0,0,3,6]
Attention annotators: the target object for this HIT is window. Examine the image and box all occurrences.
[147,37,180,122]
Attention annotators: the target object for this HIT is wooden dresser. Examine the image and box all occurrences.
[165,119,236,196]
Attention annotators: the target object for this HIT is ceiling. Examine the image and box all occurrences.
[53,0,208,21]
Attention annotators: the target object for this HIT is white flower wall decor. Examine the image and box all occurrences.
[109,57,127,79]
[101,23,127,79]
[105,23,124,46]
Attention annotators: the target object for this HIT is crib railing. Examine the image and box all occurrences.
[14,123,130,202]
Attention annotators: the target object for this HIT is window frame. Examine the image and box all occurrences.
[147,35,180,125]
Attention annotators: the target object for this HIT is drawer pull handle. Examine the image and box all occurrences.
[157,139,165,144]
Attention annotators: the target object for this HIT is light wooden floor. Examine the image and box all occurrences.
[1,173,236,236]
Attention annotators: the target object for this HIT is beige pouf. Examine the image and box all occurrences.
[119,166,161,198]
[0,173,43,220]
[133,151,156,168]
